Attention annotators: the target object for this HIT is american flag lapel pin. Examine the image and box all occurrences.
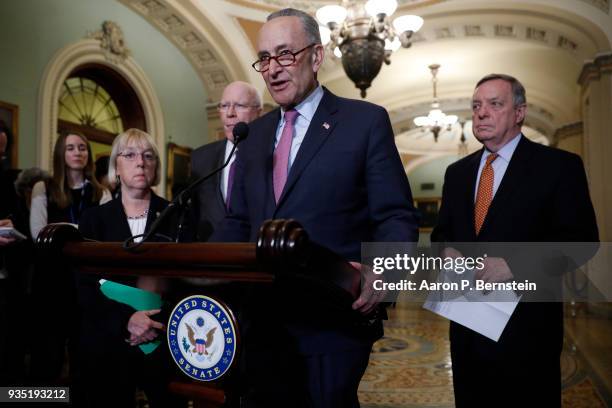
[322,122,330,130]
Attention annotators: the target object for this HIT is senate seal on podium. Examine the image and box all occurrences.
[167,295,239,381]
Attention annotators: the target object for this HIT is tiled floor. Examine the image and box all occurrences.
[359,303,611,408]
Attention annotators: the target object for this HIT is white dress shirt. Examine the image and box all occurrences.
[274,85,325,171]
[220,140,237,203]
[474,133,522,202]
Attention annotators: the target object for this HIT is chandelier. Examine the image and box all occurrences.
[316,0,423,98]
[414,63,457,142]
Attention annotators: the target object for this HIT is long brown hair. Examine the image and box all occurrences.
[48,131,104,208]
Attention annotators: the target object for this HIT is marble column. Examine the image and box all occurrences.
[578,52,612,314]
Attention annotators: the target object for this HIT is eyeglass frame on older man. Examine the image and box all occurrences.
[251,43,316,73]
[217,102,261,112]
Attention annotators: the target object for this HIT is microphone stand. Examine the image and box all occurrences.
[123,138,242,251]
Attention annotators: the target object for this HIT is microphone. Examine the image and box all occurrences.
[232,121,249,143]
[123,122,249,249]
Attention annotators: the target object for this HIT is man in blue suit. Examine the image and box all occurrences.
[213,7,418,408]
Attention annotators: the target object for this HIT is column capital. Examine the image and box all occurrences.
[552,122,583,146]
[578,52,612,88]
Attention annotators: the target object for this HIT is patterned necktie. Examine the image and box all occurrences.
[474,153,499,235]
[225,149,237,210]
[273,109,299,203]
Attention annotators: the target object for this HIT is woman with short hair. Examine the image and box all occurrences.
[77,128,179,408]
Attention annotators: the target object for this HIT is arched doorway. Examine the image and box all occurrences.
[58,63,146,161]
[38,38,165,193]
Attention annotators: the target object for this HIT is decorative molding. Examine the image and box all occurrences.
[119,0,239,102]
[579,0,610,13]
[87,21,131,63]
[464,25,484,37]
[414,22,585,58]
[526,27,547,42]
[578,52,612,88]
[553,122,583,145]
[495,25,515,38]
[558,36,578,51]
[435,27,454,39]
[37,38,166,194]
[226,0,442,13]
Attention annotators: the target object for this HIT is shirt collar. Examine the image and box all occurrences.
[224,138,236,160]
[280,84,324,124]
[484,132,522,163]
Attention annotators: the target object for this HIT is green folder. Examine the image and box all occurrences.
[99,279,162,354]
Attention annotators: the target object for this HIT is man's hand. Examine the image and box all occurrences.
[475,257,513,283]
[0,219,15,247]
[351,262,385,316]
[127,309,165,346]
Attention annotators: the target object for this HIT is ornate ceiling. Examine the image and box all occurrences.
[118,0,612,153]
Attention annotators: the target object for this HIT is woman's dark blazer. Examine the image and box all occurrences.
[77,193,172,343]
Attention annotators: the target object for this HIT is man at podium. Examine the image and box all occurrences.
[212,7,418,408]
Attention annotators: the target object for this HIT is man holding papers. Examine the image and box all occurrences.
[431,74,599,407]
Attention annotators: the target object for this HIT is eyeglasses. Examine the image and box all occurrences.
[217,102,260,112]
[251,43,316,73]
[118,151,157,162]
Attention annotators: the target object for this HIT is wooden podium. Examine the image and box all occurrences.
[36,219,362,406]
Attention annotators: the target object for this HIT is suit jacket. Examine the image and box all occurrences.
[214,88,418,260]
[78,193,172,342]
[432,135,598,244]
[431,135,599,405]
[191,139,228,241]
[213,88,419,352]
[76,193,176,405]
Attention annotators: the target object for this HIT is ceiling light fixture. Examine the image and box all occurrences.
[317,0,423,98]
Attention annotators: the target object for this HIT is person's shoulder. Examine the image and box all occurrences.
[241,109,281,144]
[251,108,280,128]
[192,139,226,158]
[446,149,481,175]
[32,179,47,194]
[82,197,115,218]
[524,138,582,165]
[336,94,383,110]
[79,198,116,236]
[328,91,387,116]
[150,192,170,212]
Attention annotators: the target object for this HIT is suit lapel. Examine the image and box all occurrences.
[479,135,534,236]
[274,89,338,211]
[110,197,133,239]
[145,193,166,233]
[466,151,483,240]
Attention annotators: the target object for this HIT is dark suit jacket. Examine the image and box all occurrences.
[212,88,418,353]
[432,135,598,244]
[76,193,177,406]
[191,139,228,241]
[214,88,418,260]
[431,135,599,405]
[78,193,172,342]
